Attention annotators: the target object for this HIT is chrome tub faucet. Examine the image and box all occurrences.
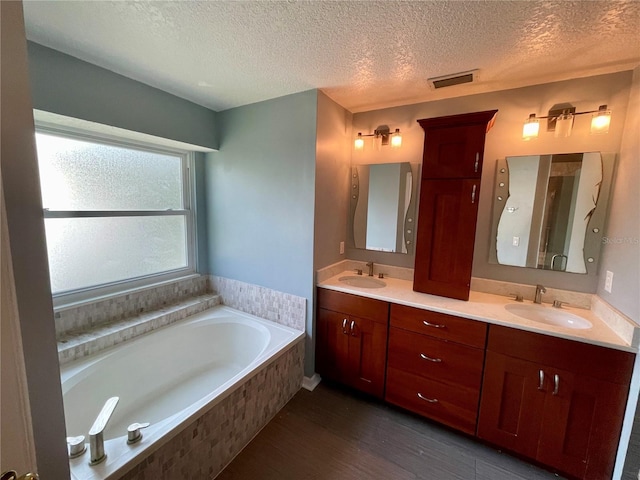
[89,396,119,465]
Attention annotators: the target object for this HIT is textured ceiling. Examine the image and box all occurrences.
[23,1,640,113]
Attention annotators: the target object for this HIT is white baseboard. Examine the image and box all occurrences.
[302,373,321,391]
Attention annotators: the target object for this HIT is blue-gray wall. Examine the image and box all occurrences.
[27,42,218,150]
[205,90,318,375]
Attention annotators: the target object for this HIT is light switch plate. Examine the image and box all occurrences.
[605,270,614,293]
[339,241,345,255]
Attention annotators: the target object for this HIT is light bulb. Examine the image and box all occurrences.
[354,133,364,150]
[522,114,539,140]
[590,105,611,134]
[391,129,402,148]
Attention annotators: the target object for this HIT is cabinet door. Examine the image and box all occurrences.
[477,351,547,459]
[347,315,388,398]
[421,124,488,179]
[537,369,630,480]
[413,179,481,300]
[316,308,350,384]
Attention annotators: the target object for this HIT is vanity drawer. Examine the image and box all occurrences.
[386,367,480,435]
[488,325,634,384]
[317,288,389,324]
[390,304,487,348]
[387,327,484,390]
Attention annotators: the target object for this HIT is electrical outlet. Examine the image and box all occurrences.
[339,241,345,255]
[604,270,614,293]
[512,236,520,246]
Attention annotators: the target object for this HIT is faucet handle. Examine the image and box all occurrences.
[354,269,363,275]
[127,422,150,444]
[552,300,563,308]
[509,293,524,302]
[66,435,86,458]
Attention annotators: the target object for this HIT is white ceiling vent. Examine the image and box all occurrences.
[428,70,479,90]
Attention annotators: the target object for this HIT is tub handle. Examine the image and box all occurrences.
[127,422,150,444]
[67,435,86,458]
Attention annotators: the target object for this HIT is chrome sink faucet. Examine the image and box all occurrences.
[89,396,119,465]
[534,284,547,304]
[366,261,374,276]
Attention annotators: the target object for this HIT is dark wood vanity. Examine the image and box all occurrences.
[315,288,634,480]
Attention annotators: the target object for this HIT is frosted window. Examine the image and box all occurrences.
[45,216,187,293]
[34,129,194,297]
[36,133,183,210]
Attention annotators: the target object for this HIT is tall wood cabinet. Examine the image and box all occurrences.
[414,110,497,300]
[478,325,634,480]
[316,289,389,398]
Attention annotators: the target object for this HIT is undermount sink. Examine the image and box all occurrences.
[505,303,592,330]
[338,275,386,289]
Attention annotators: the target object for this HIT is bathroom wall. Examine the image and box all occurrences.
[314,91,351,271]
[205,90,318,375]
[27,42,218,150]
[1,3,69,477]
[348,71,633,294]
[598,66,640,322]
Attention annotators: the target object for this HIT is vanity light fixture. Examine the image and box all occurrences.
[521,104,612,140]
[354,125,402,150]
[522,114,540,140]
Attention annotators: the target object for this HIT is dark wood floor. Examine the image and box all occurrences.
[216,382,564,480]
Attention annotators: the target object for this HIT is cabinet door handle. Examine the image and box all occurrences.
[350,320,357,336]
[471,184,477,204]
[552,374,560,395]
[538,369,545,390]
[474,152,480,173]
[422,320,445,329]
[420,353,442,363]
[417,393,438,403]
[342,319,348,335]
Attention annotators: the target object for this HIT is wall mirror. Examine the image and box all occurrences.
[350,162,418,255]
[489,152,615,275]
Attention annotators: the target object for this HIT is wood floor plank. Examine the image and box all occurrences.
[215,382,564,480]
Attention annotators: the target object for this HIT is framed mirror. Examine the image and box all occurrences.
[489,152,615,275]
[350,162,418,254]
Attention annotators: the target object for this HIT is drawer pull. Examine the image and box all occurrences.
[417,393,438,403]
[350,320,357,336]
[474,152,480,173]
[552,374,560,396]
[342,319,348,335]
[422,320,445,329]
[420,353,442,363]
[538,369,545,391]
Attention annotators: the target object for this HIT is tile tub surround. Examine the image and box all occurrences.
[58,293,221,365]
[118,339,305,480]
[210,275,306,332]
[54,275,210,337]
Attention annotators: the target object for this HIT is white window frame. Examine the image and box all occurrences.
[35,123,198,307]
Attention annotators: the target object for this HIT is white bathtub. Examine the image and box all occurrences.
[61,305,304,480]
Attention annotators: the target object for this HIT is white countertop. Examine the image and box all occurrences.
[318,271,637,353]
